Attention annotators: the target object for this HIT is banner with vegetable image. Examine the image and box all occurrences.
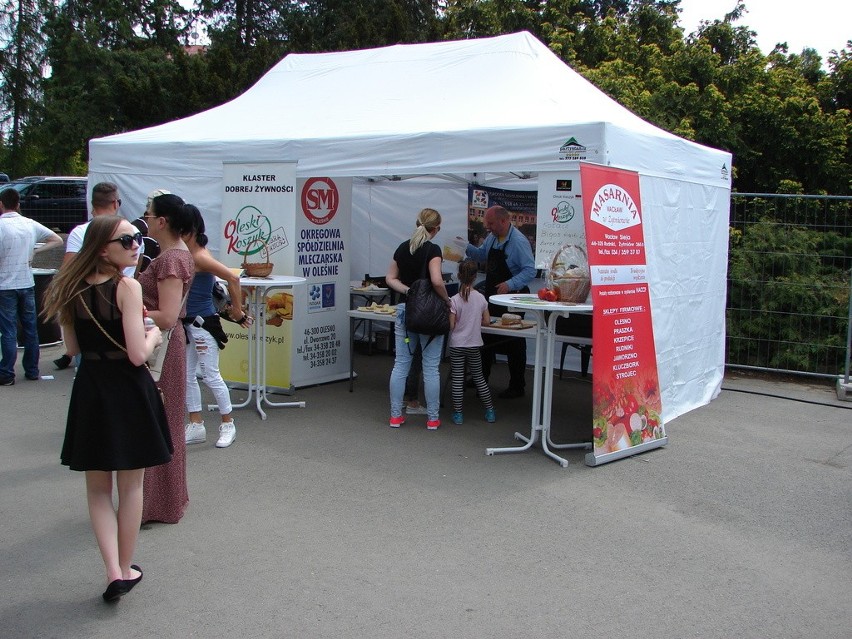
[579,163,666,466]
[218,161,297,390]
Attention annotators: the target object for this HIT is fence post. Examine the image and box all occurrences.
[837,266,852,402]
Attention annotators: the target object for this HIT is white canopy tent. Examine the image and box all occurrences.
[89,31,732,422]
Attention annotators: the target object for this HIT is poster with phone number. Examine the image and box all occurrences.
[580,163,666,464]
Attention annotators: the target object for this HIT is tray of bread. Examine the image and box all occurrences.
[356,302,396,315]
[352,283,389,292]
[490,313,536,330]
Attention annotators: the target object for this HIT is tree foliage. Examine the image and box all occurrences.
[0,0,848,196]
[0,0,48,174]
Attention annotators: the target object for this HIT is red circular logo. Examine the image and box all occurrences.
[301,178,339,225]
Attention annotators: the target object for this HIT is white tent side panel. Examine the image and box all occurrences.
[638,176,730,421]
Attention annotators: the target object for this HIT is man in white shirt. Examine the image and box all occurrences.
[0,187,63,385]
[54,181,139,370]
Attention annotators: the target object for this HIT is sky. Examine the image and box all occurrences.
[677,0,851,61]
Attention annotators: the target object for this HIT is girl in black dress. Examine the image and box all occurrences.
[43,215,172,602]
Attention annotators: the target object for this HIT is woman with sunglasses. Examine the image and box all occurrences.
[137,193,195,524]
[43,216,171,602]
[54,182,139,371]
[182,204,252,449]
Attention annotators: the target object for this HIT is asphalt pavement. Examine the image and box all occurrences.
[0,335,850,638]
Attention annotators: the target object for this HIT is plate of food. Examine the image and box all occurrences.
[357,302,396,315]
[491,314,536,330]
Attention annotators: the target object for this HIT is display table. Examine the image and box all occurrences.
[350,287,392,354]
[487,294,594,467]
[346,308,592,396]
[232,275,307,419]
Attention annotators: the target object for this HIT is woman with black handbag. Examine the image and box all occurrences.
[385,208,450,429]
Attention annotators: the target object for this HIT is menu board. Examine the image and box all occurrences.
[580,163,666,463]
[534,171,584,269]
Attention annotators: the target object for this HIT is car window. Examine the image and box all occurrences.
[31,183,59,198]
[9,182,32,194]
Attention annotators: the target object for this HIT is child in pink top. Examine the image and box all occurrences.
[448,260,495,424]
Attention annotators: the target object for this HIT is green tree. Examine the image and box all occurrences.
[0,0,48,175]
[286,0,443,52]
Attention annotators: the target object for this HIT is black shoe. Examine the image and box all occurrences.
[25,374,39,381]
[0,377,13,386]
[53,354,72,370]
[124,565,143,593]
[102,579,128,602]
[498,387,525,399]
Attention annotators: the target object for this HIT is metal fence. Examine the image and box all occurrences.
[727,194,852,380]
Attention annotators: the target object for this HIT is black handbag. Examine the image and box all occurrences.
[405,246,449,336]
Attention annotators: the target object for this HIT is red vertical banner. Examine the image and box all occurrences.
[580,164,665,463]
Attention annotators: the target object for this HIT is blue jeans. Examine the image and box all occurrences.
[389,303,444,421]
[0,287,39,380]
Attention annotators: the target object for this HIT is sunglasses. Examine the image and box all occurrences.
[108,232,143,250]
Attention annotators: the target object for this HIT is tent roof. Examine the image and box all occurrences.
[110,32,666,142]
[91,32,730,184]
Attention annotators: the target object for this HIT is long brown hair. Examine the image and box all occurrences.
[42,216,124,326]
[457,259,478,302]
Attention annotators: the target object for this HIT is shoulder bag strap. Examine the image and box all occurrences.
[76,292,128,354]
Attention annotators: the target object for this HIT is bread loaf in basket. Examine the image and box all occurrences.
[548,244,591,302]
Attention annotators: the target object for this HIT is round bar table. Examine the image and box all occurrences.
[486,294,593,467]
[232,275,307,420]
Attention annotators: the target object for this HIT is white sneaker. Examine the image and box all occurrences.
[216,422,236,448]
[185,421,207,444]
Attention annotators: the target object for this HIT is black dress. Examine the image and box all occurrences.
[60,279,173,472]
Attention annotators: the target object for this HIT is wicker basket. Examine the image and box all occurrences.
[241,238,274,278]
[549,244,591,303]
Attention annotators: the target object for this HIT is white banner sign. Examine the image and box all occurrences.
[218,162,298,389]
[291,177,353,386]
[534,171,585,269]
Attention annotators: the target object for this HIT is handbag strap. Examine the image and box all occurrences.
[75,281,191,354]
[417,241,432,281]
[76,292,128,354]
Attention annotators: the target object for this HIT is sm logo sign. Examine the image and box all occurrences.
[301,177,339,225]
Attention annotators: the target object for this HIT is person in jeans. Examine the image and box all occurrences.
[385,208,450,430]
[448,259,495,425]
[182,205,252,448]
[0,187,63,385]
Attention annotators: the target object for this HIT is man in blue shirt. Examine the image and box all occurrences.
[464,205,536,398]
